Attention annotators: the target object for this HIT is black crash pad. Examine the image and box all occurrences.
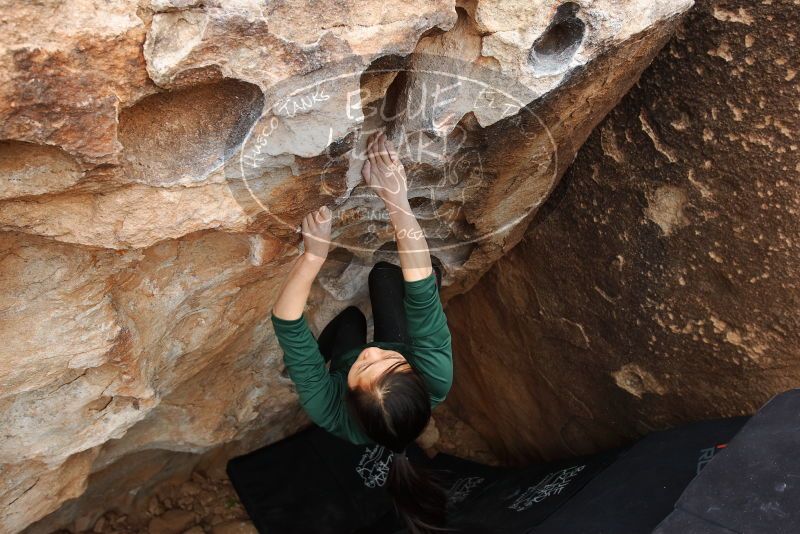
[654,389,800,534]
[532,416,748,534]
[227,426,616,534]
[226,427,403,533]
[429,450,619,533]
[228,392,800,534]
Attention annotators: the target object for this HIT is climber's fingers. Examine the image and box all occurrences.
[301,207,332,248]
[365,131,392,173]
[303,211,315,231]
[303,207,328,231]
[366,132,378,170]
[314,205,331,225]
[385,136,400,165]
[376,132,394,168]
[361,159,371,184]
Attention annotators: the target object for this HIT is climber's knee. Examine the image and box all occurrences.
[371,260,399,271]
[369,261,401,283]
[341,305,365,322]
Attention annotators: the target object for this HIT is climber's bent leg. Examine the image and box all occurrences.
[317,306,367,362]
[368,258,443,345]
[369,261,411,345]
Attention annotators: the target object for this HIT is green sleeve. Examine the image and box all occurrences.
[270,314,351,436]
[403,272,453,406]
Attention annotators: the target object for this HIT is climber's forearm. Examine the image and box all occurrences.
[272,254,325,321]
[389,203,432,282]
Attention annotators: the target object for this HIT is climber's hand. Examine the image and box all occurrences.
[301,206,332,260]
[361,131,410,215]
[273,206,331,321]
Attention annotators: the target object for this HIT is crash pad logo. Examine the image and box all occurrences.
[225,53,557,256]
[696,444,727,475]
[448,476,485,505]
[356,445,393,488]
[508,464,585,512]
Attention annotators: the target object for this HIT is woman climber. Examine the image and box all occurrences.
[271,131,453,533]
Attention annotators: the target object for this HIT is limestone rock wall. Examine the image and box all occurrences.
[444,0,800,464]
[0,1,691,531]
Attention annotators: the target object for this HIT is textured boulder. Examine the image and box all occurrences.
[445,0,800,464]
[0,0,691,531]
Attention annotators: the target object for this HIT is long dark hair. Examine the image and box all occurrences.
[346,361,447,533]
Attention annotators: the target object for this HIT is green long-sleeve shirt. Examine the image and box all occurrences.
[271,272,452,445]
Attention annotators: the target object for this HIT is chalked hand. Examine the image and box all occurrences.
[361,131,410,216]
[301,206,332,260]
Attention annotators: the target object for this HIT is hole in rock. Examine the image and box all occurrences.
[119,79,264,186]
[316,246,366,301]
[325,245,356,271]
[528,2,585,75]
[427,240,474,268]
[376,240,398,254]
[358,54,409,129]
[367,240,403,266]
[409,196,434,210]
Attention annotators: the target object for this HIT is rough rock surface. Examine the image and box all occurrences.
[0,1,691,531]
[59,469,255,534]
[444,0,800,464]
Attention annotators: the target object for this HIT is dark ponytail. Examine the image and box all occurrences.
[346,362,447,533]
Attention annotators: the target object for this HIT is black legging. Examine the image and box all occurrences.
[318,261,440,361]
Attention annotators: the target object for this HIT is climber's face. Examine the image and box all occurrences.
[347,346,410,390]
